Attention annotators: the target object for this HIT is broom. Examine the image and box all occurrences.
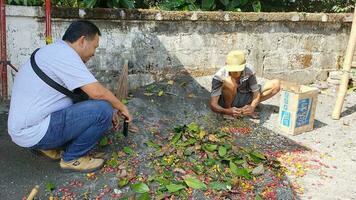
[116,60,130,136]
[116,60,129,101]
[116,60,140,134]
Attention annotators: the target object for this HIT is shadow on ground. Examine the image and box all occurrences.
[0,75,311,199]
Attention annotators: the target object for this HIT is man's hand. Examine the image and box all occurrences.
[118,106,133,122]
[228,107,243,118]
[112,112,121,131]
[242,105,255,115]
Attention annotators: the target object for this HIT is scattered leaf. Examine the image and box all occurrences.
[230,161,252,179]
[250,151,266,160]
[145,140,161,149]
[118,178,129,188]
[255,194,263,200]
[158,90,164,97]
[208,181,231,191]
[170,132,182,144]
[123,146,134,155]
[183,176,207,190]
[166,184,186,193]
[187,122,199,133]
[203,144,218,152]
[99,136,108,146]
[252,164,265,175]
[137,192,150,200]
[167,80,174,85]
[121,98,128,105]
[46,182,55,192]
[143,92,153,96]
[179,81,187,87]
[187,93,195,98]
[218,146,227,157]
[208,134,219,142]
[199,130,206,139]
[131,182,150,193]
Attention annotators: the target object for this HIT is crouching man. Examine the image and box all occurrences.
[210,50,281,119]
[8,20,132,172]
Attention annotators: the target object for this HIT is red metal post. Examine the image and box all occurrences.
[45,0,52,44]
[0,0,7,98]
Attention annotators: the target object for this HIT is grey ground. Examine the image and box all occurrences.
[0,75,355,199]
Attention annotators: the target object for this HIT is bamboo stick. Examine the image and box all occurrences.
[26,185,39,200]
[332,5,356,120]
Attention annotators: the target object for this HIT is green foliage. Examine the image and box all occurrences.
[6,0,356,13]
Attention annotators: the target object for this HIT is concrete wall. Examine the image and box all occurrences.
[5,6,352,94]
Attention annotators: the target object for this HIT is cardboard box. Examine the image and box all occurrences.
[278,83,319,135]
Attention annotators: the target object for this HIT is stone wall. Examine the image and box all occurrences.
[5,6,352,93]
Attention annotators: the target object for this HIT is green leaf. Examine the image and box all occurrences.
[99,136,108,146]
[45,182,55,192]
[204,158,216,167]
[137,192,151,200]
[173,125,185,133]
[145,140,161,149]
[131,182,150,193]
[240,0,249,6]
[123,146,134,155]
[250,151,266,160]
[219,0,229,6]
[118,178,129,188]
[170,132,182,144]
[208,181,231,191]
[201,0,215,10]
[116,196,129,200]
[83,0,97,8]
[120,0,135,9]
[178,138,196,147]
[145,85,155,93]
[187,122,200,133]
[157,90,164,96]
[183,176,207,190]
[252,1,262,12]
[155,176,170,186]
[230,162,252,179]
[183,146,194,156]
[227,0,240,10]
[166,184,186,193]
[249,151,266,163]
[121,98,129,105]
[255,194,263,200]
[218,146,227,157]
[160,0,185,10]
[229,161,238,173]
[203,144,218,152]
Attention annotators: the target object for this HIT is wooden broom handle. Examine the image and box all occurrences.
[26,185,39,200]
[332,4,356,120]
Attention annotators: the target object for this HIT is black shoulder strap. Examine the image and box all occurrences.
[30,48,80,101]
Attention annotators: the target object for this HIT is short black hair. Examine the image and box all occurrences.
[62,20,101,43]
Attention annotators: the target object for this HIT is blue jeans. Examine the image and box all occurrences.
[32,100,113,162]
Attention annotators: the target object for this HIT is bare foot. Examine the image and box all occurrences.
[128,124,139,133]
[247,112,260,119]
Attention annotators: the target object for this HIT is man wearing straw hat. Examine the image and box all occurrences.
[8,20,132,172]
[210,50,281,119]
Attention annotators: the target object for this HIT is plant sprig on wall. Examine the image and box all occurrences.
[5,0,356,13]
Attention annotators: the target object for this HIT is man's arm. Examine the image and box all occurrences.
[81,82,132,122]
[242,90,260,115]
[210,96,241,117]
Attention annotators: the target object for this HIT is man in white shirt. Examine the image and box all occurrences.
[8,20,132,172]
[210,50,281,119]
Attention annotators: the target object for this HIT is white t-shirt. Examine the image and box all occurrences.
[8,40,97,147]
